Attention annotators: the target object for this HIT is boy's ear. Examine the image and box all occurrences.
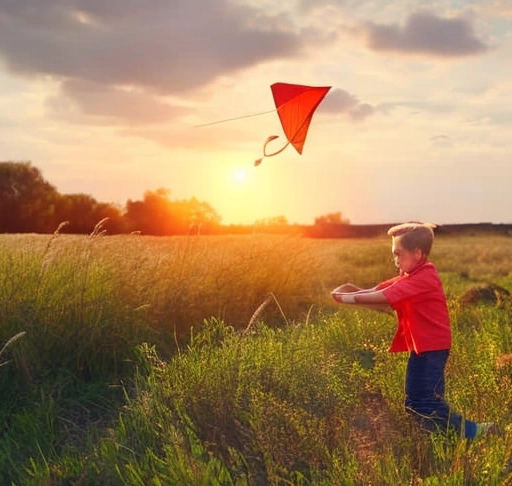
[414,248,425,259]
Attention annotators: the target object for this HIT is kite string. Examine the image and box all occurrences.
[194,109,275,127]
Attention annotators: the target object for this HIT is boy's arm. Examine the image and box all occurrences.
[331,287,393,314]
[331,283,363,293]
[331,283,381,294]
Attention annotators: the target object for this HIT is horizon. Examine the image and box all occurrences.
[1,1,511,226]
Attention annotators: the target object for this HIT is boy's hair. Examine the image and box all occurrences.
[387,222,436,256]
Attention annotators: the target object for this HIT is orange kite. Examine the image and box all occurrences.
[254,83,331,166]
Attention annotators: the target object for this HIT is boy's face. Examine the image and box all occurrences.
[391,236,424,273]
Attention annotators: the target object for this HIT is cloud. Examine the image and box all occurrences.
[44,78,190,125]
[320,88,375,121]
[361,11,489,57]
[429,134,453,147]
[0,0,306,120]
[484,0,512,18]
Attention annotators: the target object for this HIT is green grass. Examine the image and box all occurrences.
[0,232,511,485]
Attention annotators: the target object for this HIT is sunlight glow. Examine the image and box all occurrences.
[233,168,247,184]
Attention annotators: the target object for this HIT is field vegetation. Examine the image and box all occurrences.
[0,229,511,485]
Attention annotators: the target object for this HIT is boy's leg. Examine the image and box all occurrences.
[405,350,477,438]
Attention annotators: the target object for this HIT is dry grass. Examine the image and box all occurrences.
[1,231,512,485]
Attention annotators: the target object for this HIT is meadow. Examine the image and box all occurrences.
[0,229,511,485]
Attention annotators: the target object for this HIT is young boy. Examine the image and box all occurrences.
[331,222,493,439]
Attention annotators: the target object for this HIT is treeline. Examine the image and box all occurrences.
[0,161,222,235]
[0,161,354,236]
[2,161,512,237]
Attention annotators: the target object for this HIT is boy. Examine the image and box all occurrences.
[331,222,493,439]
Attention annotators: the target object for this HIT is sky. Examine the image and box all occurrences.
[0,0,511,226]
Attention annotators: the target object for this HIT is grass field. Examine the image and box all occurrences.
[0,231,511,485]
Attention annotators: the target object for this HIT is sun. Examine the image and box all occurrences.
[233,168,247,184]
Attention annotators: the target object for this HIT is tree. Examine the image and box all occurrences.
[314,212,350,226]
[170,197,222,234]
[305,211,352,238]
[125,189,221,235]
[0,161,59,232]
[125,188,173,235]
[55,194,125,234]
[255,215,289,227]
[93,202,126,234]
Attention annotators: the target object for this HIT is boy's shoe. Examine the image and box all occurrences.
[474,422,497,438]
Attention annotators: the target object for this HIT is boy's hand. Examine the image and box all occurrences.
[331,291,343,303]
[331,291,356,304]
[332,283,360,294]
[331,285,358,303]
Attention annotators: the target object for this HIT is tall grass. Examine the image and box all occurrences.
[0,232,511,485]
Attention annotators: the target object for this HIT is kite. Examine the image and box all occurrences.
[254,83,331,166]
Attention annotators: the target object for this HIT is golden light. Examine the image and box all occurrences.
[205,157,290,225]
[233,168,247,184]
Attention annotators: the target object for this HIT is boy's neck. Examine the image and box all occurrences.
[402,255,428,275]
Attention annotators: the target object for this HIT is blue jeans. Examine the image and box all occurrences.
[405,350,477,439]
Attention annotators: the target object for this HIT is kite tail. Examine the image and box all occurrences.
[254,136,290,166]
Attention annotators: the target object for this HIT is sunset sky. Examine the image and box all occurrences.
[0,0,511,225]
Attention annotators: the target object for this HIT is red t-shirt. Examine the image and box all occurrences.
[377,261,451,354]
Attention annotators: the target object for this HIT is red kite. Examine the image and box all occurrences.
[254,83,331,166]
